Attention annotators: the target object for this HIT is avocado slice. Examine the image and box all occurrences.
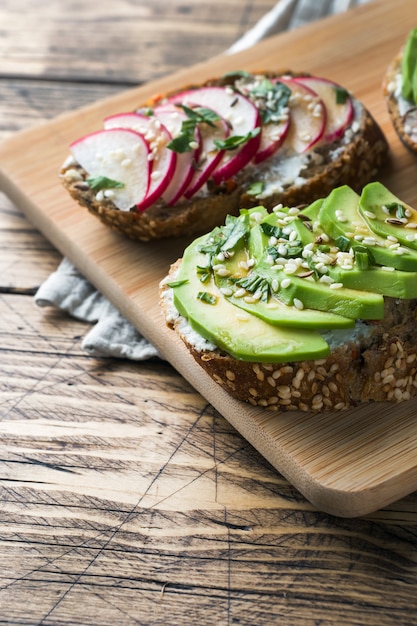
[401,27,417,103]
[359,182,417,251]
[294,189,417,298]
[214,243,354,329]
[249,215,384,320]
[172,236,330,362]
[320,185,417,271]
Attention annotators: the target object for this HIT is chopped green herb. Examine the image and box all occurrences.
[167,130,194,153]
[260,222,282,239]
[86,176,125,191]
[167,105,222,153]
[178,105,221,126]
[354,249,370,270]
[197,291,218,305]
[286,244,303,259]
[247,181,264,196]
[265,245,279,261]
[385,202,406,219]
[248,79,291,124]
[235,273,270,302]
[166,279,189,288]
[335,235,351,252]
[334,86,349,105]
[214,127,261,151]
[196,265,211,283]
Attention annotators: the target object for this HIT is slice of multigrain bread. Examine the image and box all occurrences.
[61,72,389,242]
[383,49,417,154]
[160,262,417,413]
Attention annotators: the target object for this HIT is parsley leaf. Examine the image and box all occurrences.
[167,105,222,153]
[86,176,125,191]
[214,126,261,151]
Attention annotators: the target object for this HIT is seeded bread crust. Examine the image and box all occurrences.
[160,260,417,412]
[61,73,389,242]
[383,52,417,155]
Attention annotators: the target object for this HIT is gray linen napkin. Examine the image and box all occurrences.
[35,0,371,359]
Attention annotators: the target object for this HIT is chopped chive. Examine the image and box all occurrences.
[197,291,218,305]
[166,279,189,288]
[335,235,351,252]
[354,250,370,270]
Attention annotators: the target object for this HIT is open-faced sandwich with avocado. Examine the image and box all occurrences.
[61,71,389,241]
[160,182,417,412]
[384,28,417,154]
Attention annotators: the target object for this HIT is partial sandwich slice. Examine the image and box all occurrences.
[161,182,417,412]
[61,70,389,242]
[383,28,417,154]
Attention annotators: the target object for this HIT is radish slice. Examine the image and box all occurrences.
[70,128,150,212]
[294,76,354,142]
[169,86,261,184]
[254,115,290,164]
[104,112,176,210]
[152,104,200,205]
[184,115,230,198]
[276,78,326,153]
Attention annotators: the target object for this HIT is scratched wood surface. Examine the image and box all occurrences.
[2,1,417,625]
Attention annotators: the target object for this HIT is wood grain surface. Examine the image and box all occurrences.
[2,1,417,625]
[2,0,417,519]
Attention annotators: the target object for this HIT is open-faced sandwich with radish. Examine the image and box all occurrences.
[161,182,417,412]
[384,28,417,154]
[61,71,389,242]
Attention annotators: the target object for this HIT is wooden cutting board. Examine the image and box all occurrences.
[1,0,417,518]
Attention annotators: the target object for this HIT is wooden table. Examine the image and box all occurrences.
[1,1,417,624]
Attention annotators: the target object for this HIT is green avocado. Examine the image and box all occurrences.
[169,184,417,364]
[249,215,384,320]
[359,182,417,251]
[401,27,417,104]
[172,236,330,362]
[320,185,417,271]
[295,188,417,298]
[214,242,354,329]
